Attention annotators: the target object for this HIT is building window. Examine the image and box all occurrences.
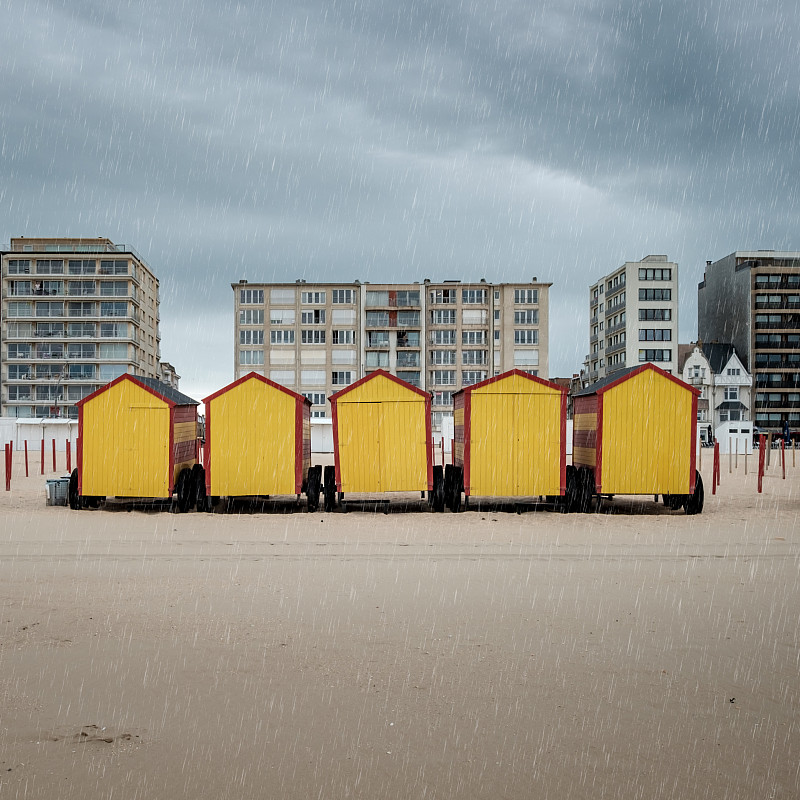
[269,309,294,325]
[462,330,487,345]
[366,291,389,306]
[462,350,488,365]
[431,310,457,325]
[240,289,264,304]
[429,289,457,304]
[303,392,326,405]
[311,410,327,418]
[430,370,456,385]
[270,289,296,304]
[396,290,420,306]
[638,267,672,281]
[300,309,325,325]
[462,371,487,386]
[272,330,296,344]
[398,311,420,327]
[367,331,389,347]
[638,308,672,321]
[513,310,538,325]
[7,301,33,317]
[68,280,96,296]
[239,350,265,365]
[240,330,264,345]
[396,330,420,347]
[269,370,295,384]
[99,343,127,359]
[462,309,487,325]
[67,343,96,359]
[300,329,325,344]
[239,309,264,325]
[99,364,127,381]
[639,288,672,301]
[433,391,453,406]
[397,371,420,387]
[331,371,353,385]
[68,259,96,275]
[724,386,739,401]
[638,329,672,341]
[332,289,353,304]
[726,368,741,376]
[7,344,32,359]
[514,289,538,304]
[430,329,456,345]
[99,281,127,297]
[430,350,456,365]
[514,330,538,345]
[36,301,64,317]
[99,260,128,275]
[397,351,420,368]
[462,289,487,304]
[8,259,32,274]
[99,322,126,337]
[301,291,326,304]
[332,329,355,344]
[366,311,389,327]
[513,350,539,367]
[366,351,389,368]
[638,349,672,362]
[300,370,325,385]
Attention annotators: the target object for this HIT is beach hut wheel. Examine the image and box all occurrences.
[323,466,336,512]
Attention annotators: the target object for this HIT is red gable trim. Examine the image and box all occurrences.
[453,368,566,398]
[592,363,701,398]
[76,373,176,409]
[328,369,430,403]
[203,371,311,407]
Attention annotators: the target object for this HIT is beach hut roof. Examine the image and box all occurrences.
[574,363,699,398]
[328,369,430,402]
[452,369,565,398]
[203,371,311,406]
[77,373,199,408]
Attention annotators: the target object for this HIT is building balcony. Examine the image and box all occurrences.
[606,341,626,357]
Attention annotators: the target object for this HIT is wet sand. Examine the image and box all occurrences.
[1,451,799,799]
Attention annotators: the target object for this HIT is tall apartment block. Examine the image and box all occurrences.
[698,251,800,432]
[232,279,550,429]
[585,255,679,384]
[1,237,161,418]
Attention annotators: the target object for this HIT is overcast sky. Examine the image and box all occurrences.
[2,0,798,400]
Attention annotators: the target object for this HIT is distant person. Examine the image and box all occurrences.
[784,420,791,446]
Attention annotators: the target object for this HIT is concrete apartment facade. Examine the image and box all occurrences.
[698,251,800,432]
[232,279,550,429]
[585,255,679,384]
[1,237,161,418]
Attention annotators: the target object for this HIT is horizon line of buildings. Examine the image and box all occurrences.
[2,238,799,433]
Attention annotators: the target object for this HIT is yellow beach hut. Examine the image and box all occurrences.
[73,374,200,511]
[572,363,703,513]
[202,372,316,509]
[328,369,436,510]
[451,369,567,511]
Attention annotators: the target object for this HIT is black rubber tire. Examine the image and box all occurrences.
[431,465,445,512]
[669,494,685,511]
[444,465,463,513]
[306,465,322,512]
[175,468,192,513]
[323,465,336,512]
[684,472,705,515]
[191,464,207,512]
[563,465,579,513]
[68,468,81,510]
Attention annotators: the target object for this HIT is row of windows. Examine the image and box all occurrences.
[241,289,358,306]
[754,274,800,287]
[239,288,541,307]
[638,308,672,321]
[638,349,673,362]
[365,352,421,368]
[6,321,130,337]
[7,301,130,318]
[240,329,359,345]
[429,350,489,365]
[241,308,540,327]
[6,259,130,275]
[638,329,672,341]
[429,370,488,386]
[638,268,672,281]
[8,280,131,297]
[755,333,800,346]
[638,288,672,301]
[367,291,421,306]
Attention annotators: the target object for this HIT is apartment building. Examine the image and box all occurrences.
[698,251,800,432]
[1,237,161,418]
[232,279,550,429]
[585,255,679,384]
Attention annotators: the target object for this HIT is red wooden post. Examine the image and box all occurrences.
[712,442,719,494]
[440,438,444,466]
[451,438,455,465]
[66,439,71,473]
[24,440,29,477]
[40,438,45,475]
[52,438,56,472]
[5,443,10,491]
[758,434,766,493]
[781,440,786,480]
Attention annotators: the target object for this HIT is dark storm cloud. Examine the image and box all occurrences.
[1,0,798,393]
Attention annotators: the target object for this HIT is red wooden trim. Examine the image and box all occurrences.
[425,396,433,491]
[203,370,311,407]
[596,392,604,494]
[331,395,341,491]
[452,368,564,397]
[560,390,567,495]
[77,373,180,409]
[294,397,304,494]
[77,404,84,495]
[168,405,175,495]
[328,368,429,402]
[205,402,212,494]
[593,362,701,398]
[463,391,472,495]
[689,394,698,493]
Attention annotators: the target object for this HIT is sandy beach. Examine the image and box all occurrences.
[1,450,798,799]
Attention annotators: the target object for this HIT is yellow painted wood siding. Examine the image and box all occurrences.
[601,370,693,494]
[173,421,196,443]
[81,381,170,497]
[469,388,562,496]
[335,375,428,492]
[208,379,296,496]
